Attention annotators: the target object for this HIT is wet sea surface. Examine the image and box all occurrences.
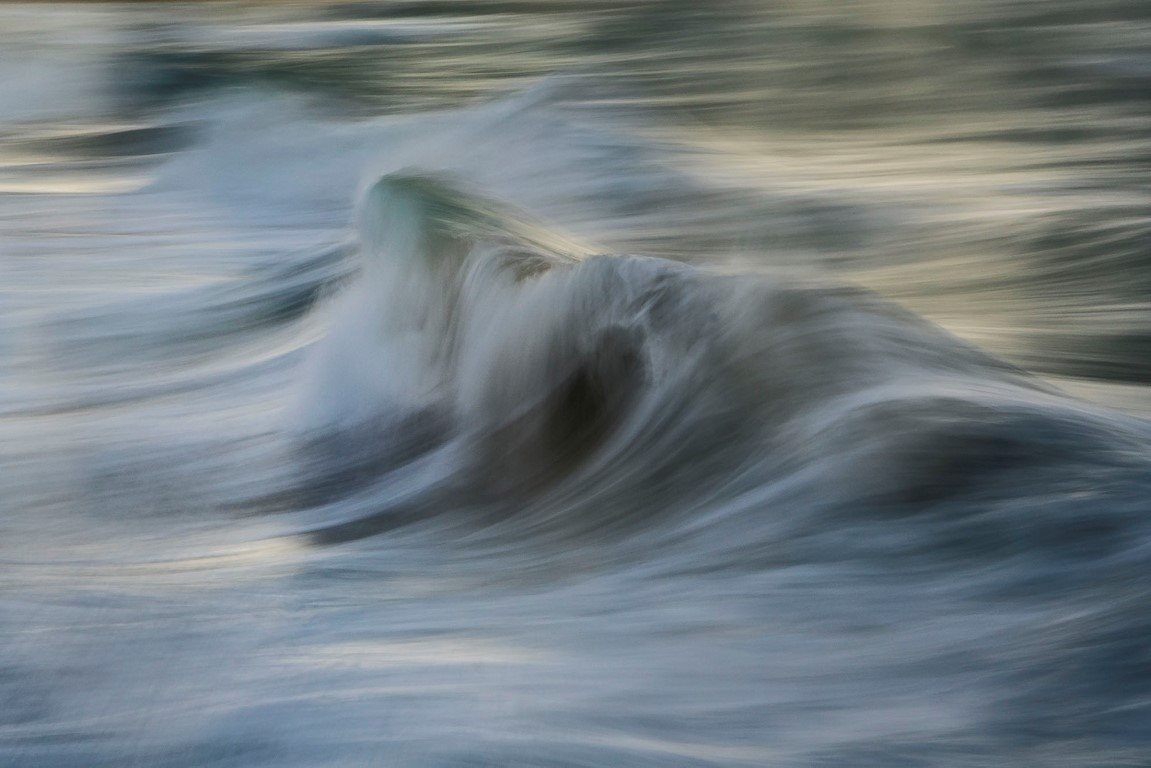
[3,3,1151,766]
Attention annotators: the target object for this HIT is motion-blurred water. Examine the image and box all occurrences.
[3,2,1151,766]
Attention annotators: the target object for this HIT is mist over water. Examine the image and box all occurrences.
[3,2,1151,766]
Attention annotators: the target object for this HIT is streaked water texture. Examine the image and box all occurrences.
[3,2,1151,766]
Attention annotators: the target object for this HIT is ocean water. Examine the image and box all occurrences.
[3,2,1151,766]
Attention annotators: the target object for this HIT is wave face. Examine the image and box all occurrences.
[3,3,1151,767]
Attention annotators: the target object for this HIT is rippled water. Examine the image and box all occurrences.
[3,3,1151,766]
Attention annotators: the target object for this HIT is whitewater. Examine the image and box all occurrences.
[3,3,1151,766]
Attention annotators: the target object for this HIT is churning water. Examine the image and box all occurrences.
[3,2,1151,766]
